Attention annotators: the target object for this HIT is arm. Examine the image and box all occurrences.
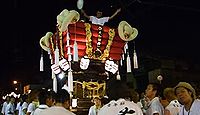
[109,8,121,20]
[81,9,90,19]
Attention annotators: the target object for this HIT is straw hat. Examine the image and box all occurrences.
[60,10,80,32]
[174,82,196,99]
[57,9,69,27]
[118,21,138,41]
[39,32,53,51]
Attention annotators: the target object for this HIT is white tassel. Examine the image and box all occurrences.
[73,41,78,62]
[127,53,132,73]
[116,71,121,80]
[48,49,51,59]
[120,58,123,66]
[133,50,138,69]
[40,53,44,71]
[66,33,72,62]
[54,48,60,64]
[53,74,57,93]
[124,43,128,54]
[68,70,73,92]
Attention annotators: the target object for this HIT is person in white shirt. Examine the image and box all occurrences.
[39,89,75,115]
[15,96,22,115]
[26,90,39,115]
[145,83,164,115]
[18,94,28,115]
[174,82,200,115]
[160,87,181,115]
[33,89,56,115]
[81,8,121,26]
[1,96,10,115]
[5,96,15,115]
[98,80,143,115]
[88,97,102,115]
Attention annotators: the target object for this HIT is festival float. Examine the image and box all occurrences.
[39,8,138,112]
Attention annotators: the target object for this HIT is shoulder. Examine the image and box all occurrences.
[6,103,11,108]
[192,99,200,108]
[99,99,143,115]
[3,102,7,105]
[40,106,75,115]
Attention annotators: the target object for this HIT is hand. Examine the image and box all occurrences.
[117,8,121,13]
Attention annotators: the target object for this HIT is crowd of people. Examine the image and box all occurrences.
[1,6,200,115]
[87,81,200,115]
[0,81,200,115]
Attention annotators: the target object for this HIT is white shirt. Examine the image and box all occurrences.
[89,16,109,26]
[16,102,22,115]
[179,99,200,115]
[5,103,15,115]
[88,105,100,115]
[165,100,181,115]
[21,102,28,115]
[39,106,76,115]
[146,97,164,115]
[33,105,49,115]
[27,103,36,115]
[98,98,143,115]
[1,101,9,114]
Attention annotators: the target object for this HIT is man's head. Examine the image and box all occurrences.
[145,83,161,100]
[96,11,103,18]
[163,87,177,102]
[174,82,196,105]
[10,96,15,104]
[106,81,133,101]
[55,89,70,109]
[92,97,101,107]
[5,96,10,102]
[38,89,55,107]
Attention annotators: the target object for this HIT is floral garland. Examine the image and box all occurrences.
[50,35,54,52]
[84,23,115,60]
[59,31,64,57]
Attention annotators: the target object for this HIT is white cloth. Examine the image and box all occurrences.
[27,103,36,115]
[5,103,15,115]
[39,106,76,115]
[146,97,164,115]
[89,16,109,26]
[88,105,100,115]
[165,100,181,115]
[16,102,23,115]
[1,101,9,114]
[179,99,200,115]
[98,98,143,115]
[21,102,28,115]
[33,105,49,115]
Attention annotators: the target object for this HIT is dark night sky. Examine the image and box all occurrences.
[1,0,200,93]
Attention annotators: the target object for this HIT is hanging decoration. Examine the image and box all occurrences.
[133,49,138,69]
[133,41,138,69]
[73,23,79,62]
[80,56,90,70]
[59,58,70,71]
[40,49,44,72]
[127,52,132,73]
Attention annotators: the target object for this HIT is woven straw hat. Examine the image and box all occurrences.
[118,21,138,41]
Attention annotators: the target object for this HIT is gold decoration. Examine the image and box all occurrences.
[84,23,115,60]
[50,35,54,52]
[59,31,64,57]
[74,81,106,98]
